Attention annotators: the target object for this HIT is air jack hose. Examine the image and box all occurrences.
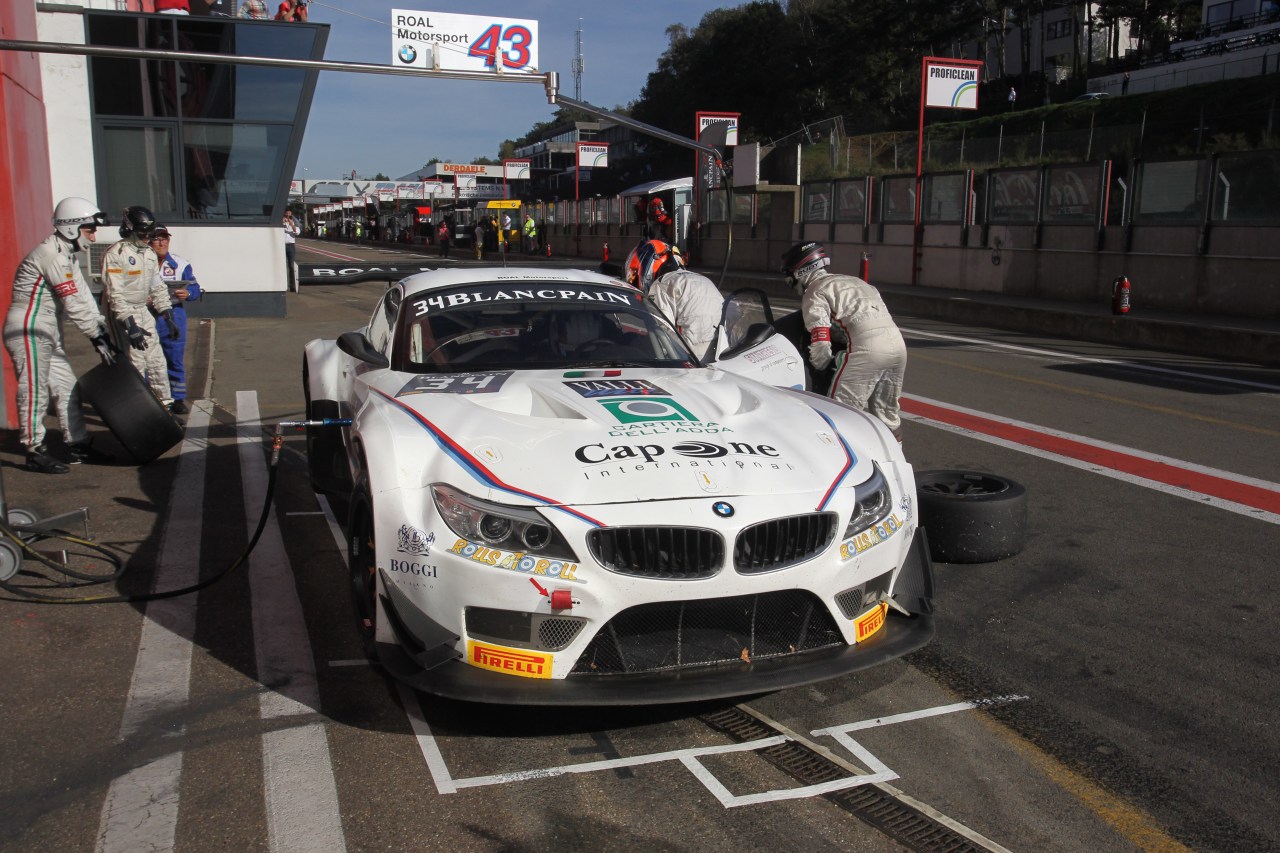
[0,417,350,604]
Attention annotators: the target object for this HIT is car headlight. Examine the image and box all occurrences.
[431,484,577,560]
[843,464,893,539]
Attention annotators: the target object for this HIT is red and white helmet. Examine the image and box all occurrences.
[624,239,683,293]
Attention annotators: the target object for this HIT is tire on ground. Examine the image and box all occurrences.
[915,470,1027,563]
[77,359,183,464]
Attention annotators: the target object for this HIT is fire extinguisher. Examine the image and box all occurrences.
[602,242,610,263]
[859,251,871,281]
[545,241,552,258]
[1111,275,1131,315]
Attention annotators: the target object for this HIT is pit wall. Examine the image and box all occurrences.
[545,201,1279,321]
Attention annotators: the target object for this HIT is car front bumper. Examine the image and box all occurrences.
[375,528,936,706]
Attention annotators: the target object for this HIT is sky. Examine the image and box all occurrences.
[296,1,735,181]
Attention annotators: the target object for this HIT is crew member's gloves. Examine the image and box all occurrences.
[161,311,180,341]
[89,326,118,366]
[124,315,150,351]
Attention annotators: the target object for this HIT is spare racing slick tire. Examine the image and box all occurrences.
[915,470,1027,564]
[77,358,184,464]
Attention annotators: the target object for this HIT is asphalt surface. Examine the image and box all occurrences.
[1,239,1276,852]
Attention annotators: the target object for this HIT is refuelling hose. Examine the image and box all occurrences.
[0,417,351,604]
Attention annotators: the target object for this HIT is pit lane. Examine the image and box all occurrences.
[1,245,1276,851]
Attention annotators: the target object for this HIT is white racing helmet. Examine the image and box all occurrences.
[52,197,108,251]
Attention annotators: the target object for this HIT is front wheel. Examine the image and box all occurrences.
[915,470,1028,563]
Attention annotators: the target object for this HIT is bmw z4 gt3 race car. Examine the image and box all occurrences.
[303,267,934,705]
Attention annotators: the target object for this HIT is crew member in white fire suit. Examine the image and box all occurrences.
[3,197,119,473]
[100,205,179,407]
[624,239,723,362]
[780,241,907,438]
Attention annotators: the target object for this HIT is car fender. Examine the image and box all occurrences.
[304,337,346,406]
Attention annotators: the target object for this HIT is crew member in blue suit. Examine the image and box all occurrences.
[149,224,202,415]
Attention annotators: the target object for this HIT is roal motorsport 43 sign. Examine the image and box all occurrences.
[391,10,539,73]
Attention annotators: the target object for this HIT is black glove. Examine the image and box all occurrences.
[89,327,118,366]
[124,315,150,351]
[161,310,180,341]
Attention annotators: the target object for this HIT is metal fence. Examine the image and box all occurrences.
[791,149,1280,228]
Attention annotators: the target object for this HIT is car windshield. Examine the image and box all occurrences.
[393,281,697,373]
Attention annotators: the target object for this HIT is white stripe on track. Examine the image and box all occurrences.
[97,402,210,853]
[901,327,1280,392]
[237,391,346,853]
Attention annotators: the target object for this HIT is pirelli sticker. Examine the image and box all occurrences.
[468,641,553,678]
[854,602,888,642]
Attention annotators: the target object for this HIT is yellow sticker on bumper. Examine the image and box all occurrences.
[468,640,553,679]
[854,602,888,642]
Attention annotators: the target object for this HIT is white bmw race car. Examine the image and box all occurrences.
[303,267,934,704]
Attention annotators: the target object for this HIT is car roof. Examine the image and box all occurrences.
[397,265,631,299]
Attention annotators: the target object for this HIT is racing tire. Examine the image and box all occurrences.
[915,470,1027,564]
[77,359,184,464]
[347,472,378,657]
[303,360,349,494]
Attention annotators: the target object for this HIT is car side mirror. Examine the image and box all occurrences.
[337,331,389,368]
[715,322,775,361]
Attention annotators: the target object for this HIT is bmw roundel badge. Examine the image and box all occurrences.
[398,44,417,64]
[712,501,734,518]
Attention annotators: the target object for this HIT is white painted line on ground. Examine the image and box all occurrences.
[237,391,321,718]
[811,695,1030,736]
[448,734,790,790]
[680,752,896,809]
[97,404,210,853]
[237,392,346,853]
[396,683,458,795]
[316,495,457,798]
[901,327,1280,392]
[261,724,346,853]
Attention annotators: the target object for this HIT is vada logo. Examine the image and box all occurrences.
[712,501,734,518]
[398,44,417,64]
[598,397,697,424]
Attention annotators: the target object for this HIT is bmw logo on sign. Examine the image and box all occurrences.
[398,44,417,64]
[712,501,734,518]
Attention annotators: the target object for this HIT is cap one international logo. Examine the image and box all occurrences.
[398,44,417,64]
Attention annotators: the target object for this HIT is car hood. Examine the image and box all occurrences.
[374,368,882,505]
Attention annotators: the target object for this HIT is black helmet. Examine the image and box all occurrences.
[119,205,157,241]
[780,241,830,277]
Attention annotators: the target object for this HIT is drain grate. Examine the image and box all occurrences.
[700,706,993,853]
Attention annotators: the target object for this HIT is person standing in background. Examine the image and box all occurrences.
[523,213,539,255]
[101,206,179,410]
[437,219,452,258]
[149,225,202,415]
[283,209,300,293]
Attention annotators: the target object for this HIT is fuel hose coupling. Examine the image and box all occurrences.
[272,418,352,466]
